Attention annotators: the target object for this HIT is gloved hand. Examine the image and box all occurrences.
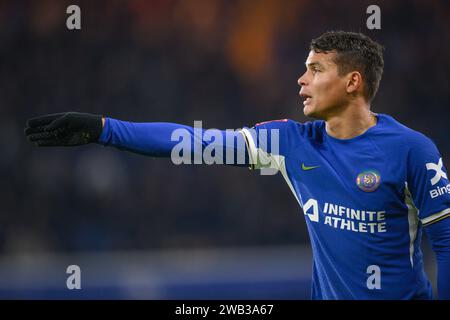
[25,112,103,146]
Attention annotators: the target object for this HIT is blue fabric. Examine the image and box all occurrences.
[98,118,248,166]
[242,114,450,299]
[97,115,450,299]
[425,217,450,299]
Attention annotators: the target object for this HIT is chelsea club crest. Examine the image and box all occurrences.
[356,170,381,192]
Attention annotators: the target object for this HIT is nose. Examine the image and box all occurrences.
[298,72,307,86]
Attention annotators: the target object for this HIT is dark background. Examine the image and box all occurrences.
[0,0,448,298]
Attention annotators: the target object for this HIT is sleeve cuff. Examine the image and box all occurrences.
[98,117,111,145]
[422,208,450,226]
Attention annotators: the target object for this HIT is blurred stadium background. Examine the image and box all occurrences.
[0,0,448,298]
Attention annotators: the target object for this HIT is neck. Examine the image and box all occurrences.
[325,100,377,139]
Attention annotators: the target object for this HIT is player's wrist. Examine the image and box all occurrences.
[85,113,103,143]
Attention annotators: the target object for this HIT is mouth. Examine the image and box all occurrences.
[299,92,312,106]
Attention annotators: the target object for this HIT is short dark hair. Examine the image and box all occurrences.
[310,31,384,102]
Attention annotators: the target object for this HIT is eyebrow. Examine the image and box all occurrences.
[306,62,323,68]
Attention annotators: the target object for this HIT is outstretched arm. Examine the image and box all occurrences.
[25,112,249,167]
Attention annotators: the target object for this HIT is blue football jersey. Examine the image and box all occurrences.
[240,113,450,299]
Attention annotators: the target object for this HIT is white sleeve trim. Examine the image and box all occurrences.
[421,208,450,226]
[404,182,419,268]
[239,128,280,171]
[240,128,258,169]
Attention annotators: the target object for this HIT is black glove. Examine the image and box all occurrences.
[25,112,103,146]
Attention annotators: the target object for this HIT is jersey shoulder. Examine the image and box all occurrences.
[254,118,325,142]
[378,114,438,152]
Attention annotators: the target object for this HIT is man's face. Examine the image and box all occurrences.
[298,50,349,119]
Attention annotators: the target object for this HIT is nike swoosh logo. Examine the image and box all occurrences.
[302,163,320,171]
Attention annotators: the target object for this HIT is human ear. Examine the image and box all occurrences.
[346,71,363,94]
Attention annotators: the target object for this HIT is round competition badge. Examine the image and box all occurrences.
[356,170,381,192]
